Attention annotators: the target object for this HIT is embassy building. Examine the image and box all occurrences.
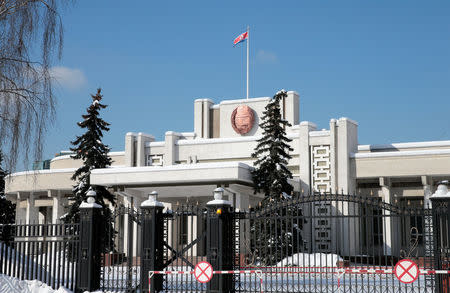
[5,91,450,254]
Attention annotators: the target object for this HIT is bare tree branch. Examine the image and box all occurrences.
[0,0,70,171]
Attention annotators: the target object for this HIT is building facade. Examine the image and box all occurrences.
[5,91,450,254]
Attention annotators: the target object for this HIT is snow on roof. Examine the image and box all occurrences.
[358,140,450,152]
[351,148,450,159]
[91,162,253,175]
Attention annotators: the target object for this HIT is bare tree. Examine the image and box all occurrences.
[0,0,68,171]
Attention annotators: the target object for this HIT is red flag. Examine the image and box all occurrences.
[233,31,248,45]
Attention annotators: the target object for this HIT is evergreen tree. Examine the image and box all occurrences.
[64,88,115,251]
[0,151,16,243]
[250,90,305,265]
[251,89,294,201]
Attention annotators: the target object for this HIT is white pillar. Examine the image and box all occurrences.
[26,192,38,224]
[122,195,132,254]
[164,131,179,166]
[285,91,300,126]
[15,192,26,224]
[422,176,434,259]
[336,118,358,194]
[299,122,316,195]
[124,132,136,167]
[52,190,65,223]
[380,177,392,255]
[329,119,337,192]
[194,99,204,138]
[136,133,155,167]
[203,100,213,139]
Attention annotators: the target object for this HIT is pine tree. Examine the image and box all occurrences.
[64,88,115,251]
[0,151,16,243]
[251,89,294,201]
[250,90,305,265]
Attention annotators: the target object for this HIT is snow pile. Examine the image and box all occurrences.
[0,274,71,293]
[276,253,343,267]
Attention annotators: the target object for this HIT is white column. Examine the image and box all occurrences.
[299,122,316,195]
[380,177,392,255]
[329,119,337,192]
[336,118,358,194]
[122,195,132,254]
[136,133,155,167]
[26,192,38,224]
[132,196,144,257]
[203,100,213,139]
[285,91,300,126]
[52,190,65,223]
[194,99,204,138]
[15,192,26,224]
[164,131,179,166]
[124,132,136,167]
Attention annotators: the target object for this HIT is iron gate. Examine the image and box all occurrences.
[161,204,207,292]
[100,206,142,292]
[234,192,437,293]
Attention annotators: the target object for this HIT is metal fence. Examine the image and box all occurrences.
[100,206,142,292]
[234,192,437,293]
[0,221,80,292]
[1,190,449,293]
[161,204,208,292]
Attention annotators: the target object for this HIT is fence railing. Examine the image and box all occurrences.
[0,187,449,293]
[0,221,80,292]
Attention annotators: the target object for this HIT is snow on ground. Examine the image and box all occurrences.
[0,274,111,293]
[276,253,343,267]
[0,274,71,293]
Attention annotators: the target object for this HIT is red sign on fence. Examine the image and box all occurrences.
[394,259,419,284]
[194,261,214,283]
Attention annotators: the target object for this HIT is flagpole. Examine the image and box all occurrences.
[246,25,249,100]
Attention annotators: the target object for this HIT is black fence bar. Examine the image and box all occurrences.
[0,221,80,292]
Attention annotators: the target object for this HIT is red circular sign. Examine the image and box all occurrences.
[394,259,419,284]
[194,261,213,283]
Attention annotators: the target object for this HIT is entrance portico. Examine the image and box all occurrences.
[90,162,274,209]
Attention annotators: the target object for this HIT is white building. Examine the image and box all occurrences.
[5,90,449,228]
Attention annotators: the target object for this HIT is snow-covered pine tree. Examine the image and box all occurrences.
[250,90,305,265]
[251,89,294,201]
[0,151,15,242]
[64,88,115,251]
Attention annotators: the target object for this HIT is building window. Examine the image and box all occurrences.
[147,155,163,166]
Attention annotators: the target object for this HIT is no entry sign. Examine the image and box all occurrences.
[394,259,419,284]
[194,261,213,283]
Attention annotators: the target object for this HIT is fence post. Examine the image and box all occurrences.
[77,188,102,293]
[207,187,234,293]
[430,181,450,293]
[141,191,165,293]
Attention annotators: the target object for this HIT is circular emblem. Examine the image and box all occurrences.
[194,261,213,283]
[394,259,419,284]
[231,105,254,135]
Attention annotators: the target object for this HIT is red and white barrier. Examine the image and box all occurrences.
[148,266,450,293]
[148,269,263,293]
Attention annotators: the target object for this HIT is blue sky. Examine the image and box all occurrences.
[41,1,450,165]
